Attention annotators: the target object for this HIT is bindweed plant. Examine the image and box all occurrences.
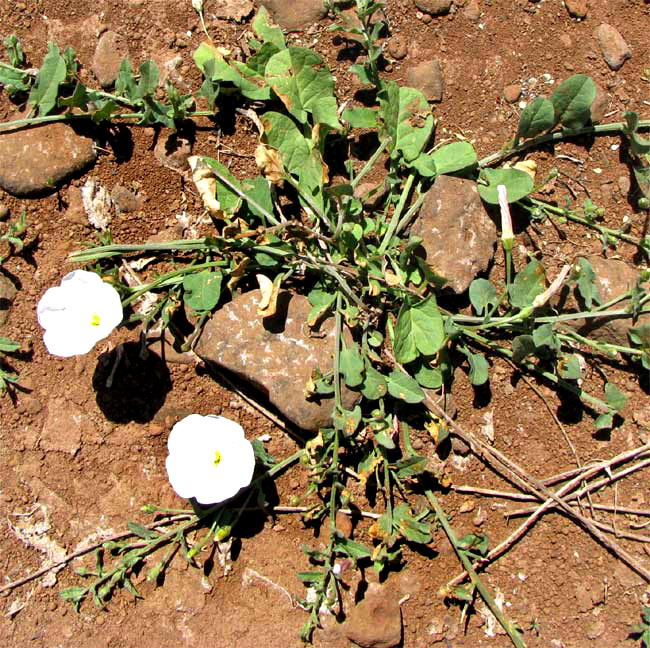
[4,1,650,643]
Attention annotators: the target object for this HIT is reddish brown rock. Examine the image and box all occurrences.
[565,0,588,18]
[0,123,97,197]
[594,24,631,70]
[195,290,359,431]
[344,582,402,648]
[415,0,452,15]
[406,59,444,102]
[259,0,326,32]
[92,30,129,88]
[411,176,497,294]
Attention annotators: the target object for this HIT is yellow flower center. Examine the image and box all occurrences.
[213,450,222,467]
[90,313,101,327]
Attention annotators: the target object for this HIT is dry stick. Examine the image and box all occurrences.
[506,456,650,517]
[0,515,191,595]
[407,363,650,583]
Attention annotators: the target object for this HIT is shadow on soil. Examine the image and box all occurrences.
[92,341,172,423]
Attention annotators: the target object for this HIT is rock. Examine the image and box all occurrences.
[0,276,17,327]
[335,511,353,538]
[557,256,650,346]
[411,176,497,294]
[40,398,95,455]
[463,0,481,21]
[111,184,142,214]
[0,203,9,221]
[406,59,444,102]
[586,620,605,641]
[91,30,129,88]
[594,24,631,71]
[503,84,521,103]
[154,131,193,172]
[590,83,609,123]
[211,0,254,21]
[344,582,402,648]
[565,0,587,18]
[0,123,97,197]
[414,0,452,15]
[64,186,87,224]
[387,34,408,60]
[195,290,359,431]
[259,0,327,32]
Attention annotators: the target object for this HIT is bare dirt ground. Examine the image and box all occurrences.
[1,1,650,647]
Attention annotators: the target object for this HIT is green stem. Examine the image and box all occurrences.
[557,329,642,358]
[479,120,650,168]
[350,139,389,189]
[377,172,416,255]
[284,175,334,232]
[333,293,343,411]
[426,491,526,648]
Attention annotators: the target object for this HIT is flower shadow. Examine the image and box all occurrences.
[92,341,172,423]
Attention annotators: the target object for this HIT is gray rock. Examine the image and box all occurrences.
[559,256,650,347]
[212,0,254,21]
[0,276,17,327]
[415,0,452,15]
[40,398,95,455]
[594,24,631,71]
[411,176,497,294]
[406,59,444,102]
[92,30,129,88]
[195,290,359,431]
[565,0,587,18]
[259,0,326,32]
[344,582,402,648]
[0,123,97,197]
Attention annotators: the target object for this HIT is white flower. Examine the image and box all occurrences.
[192,0,203,12]
[497,184,514,251]
[37,270,123,357]
[165,414,255,505]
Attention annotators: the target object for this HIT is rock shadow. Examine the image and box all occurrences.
[92,341,172,423]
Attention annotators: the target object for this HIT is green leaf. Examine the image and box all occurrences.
[604,382,627,413]
[508,259,545,310]
[361,363,388,400]
[623,111,650,155]
[0,64,31,95]
[307,287,336,326]
[342,106,378,129]
[28,43,67,116]
[430,141,477,175]
[387,370,425,404]
[241,176,273,222]
[532,323,560,352]
[203,157,243,214]
[252,439,276,468]
[334,536,372,561]
[478,168,534,205]
[379,81,434,163]
[126,521,158,540]
[340,343,365,388]
[115,59,138,100]
[466,352,489,386]
[410,358,443,389]
[194,42,270,101]
[0,337,20,353]
[550,74,596,130]
[469,278,498,316]
[182,270,223,311]
[59,82,89,110]
[557,354,583,380]
[595,411,614,431]
[252,6,286,50]
[137,60,159,98]
[512,334,536,363]
[393,455,427,479]
[517,97,555,139]
[262,111,324,195]
[393,504,432,544]
[4,34,25,67]
[265,47,340,129]
[574,257,601,309]
[374,429,396,449]
[393,297,445,364]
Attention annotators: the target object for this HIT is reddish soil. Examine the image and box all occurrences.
[1,1,649,647]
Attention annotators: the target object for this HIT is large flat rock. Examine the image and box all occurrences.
[195,290,358,431]
[0,122,97,197]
